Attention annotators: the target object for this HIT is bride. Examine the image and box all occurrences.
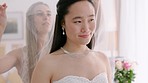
[31,0,112,83]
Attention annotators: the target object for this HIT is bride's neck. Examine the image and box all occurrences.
[62,43,90,53]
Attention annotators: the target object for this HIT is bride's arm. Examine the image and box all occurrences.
[104,56,113,83]
[31,55,54,83]
[99,52,113,83]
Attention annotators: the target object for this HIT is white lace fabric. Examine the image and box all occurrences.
[53,72,108,83]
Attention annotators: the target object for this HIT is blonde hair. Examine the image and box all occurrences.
[20,2,50,83]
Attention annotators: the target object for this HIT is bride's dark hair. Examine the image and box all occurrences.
[50,0,95,53]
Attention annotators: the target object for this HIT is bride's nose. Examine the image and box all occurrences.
[81,22,90,33]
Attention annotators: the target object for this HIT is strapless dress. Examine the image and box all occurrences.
[53,72,108,83]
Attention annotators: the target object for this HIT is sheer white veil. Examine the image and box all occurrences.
[93,0,117,55]
[19,1,55,83]
[92,0,106,52]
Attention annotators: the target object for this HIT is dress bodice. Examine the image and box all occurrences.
[53,72,108,83]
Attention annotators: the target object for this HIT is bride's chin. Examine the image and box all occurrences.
[79,40,91,45]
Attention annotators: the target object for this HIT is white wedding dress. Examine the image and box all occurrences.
[53,72,108,83]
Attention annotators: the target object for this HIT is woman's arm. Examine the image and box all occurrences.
[0,49,20,74]
[0,3,7,40]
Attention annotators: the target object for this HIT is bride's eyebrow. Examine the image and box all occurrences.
[88,14,95,17]
[72,16,82,20]
[72,14,95,20]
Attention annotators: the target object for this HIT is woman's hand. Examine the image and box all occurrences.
[0,3,7,39]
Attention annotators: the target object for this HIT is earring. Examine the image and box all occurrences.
[62,27,65,35]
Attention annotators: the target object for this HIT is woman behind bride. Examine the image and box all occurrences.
[31,0,112,83]
[0,2,54,83]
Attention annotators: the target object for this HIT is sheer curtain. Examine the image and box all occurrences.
[119,0,148,83]
[96,0,148,82]
[94,0,118,57]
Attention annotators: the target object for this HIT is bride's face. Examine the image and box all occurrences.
[63,1,96,45]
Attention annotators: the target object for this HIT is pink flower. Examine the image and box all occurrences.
[123,61,131,70]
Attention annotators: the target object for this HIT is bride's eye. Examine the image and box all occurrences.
[89,19,94,22]
[74,21,82,24]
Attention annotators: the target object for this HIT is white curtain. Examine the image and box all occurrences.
[119,0,148,82]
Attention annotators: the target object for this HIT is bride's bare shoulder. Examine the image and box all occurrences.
[44,49,64,58]
[38,49,64,65]
[93,51,109,61]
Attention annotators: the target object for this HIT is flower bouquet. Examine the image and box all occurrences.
[114,59,136,83]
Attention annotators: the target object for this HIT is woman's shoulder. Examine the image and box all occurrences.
[6,46,25,58]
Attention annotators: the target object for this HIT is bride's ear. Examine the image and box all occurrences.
[61,20,65,27]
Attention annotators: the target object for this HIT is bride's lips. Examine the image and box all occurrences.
[78,34,90,38]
